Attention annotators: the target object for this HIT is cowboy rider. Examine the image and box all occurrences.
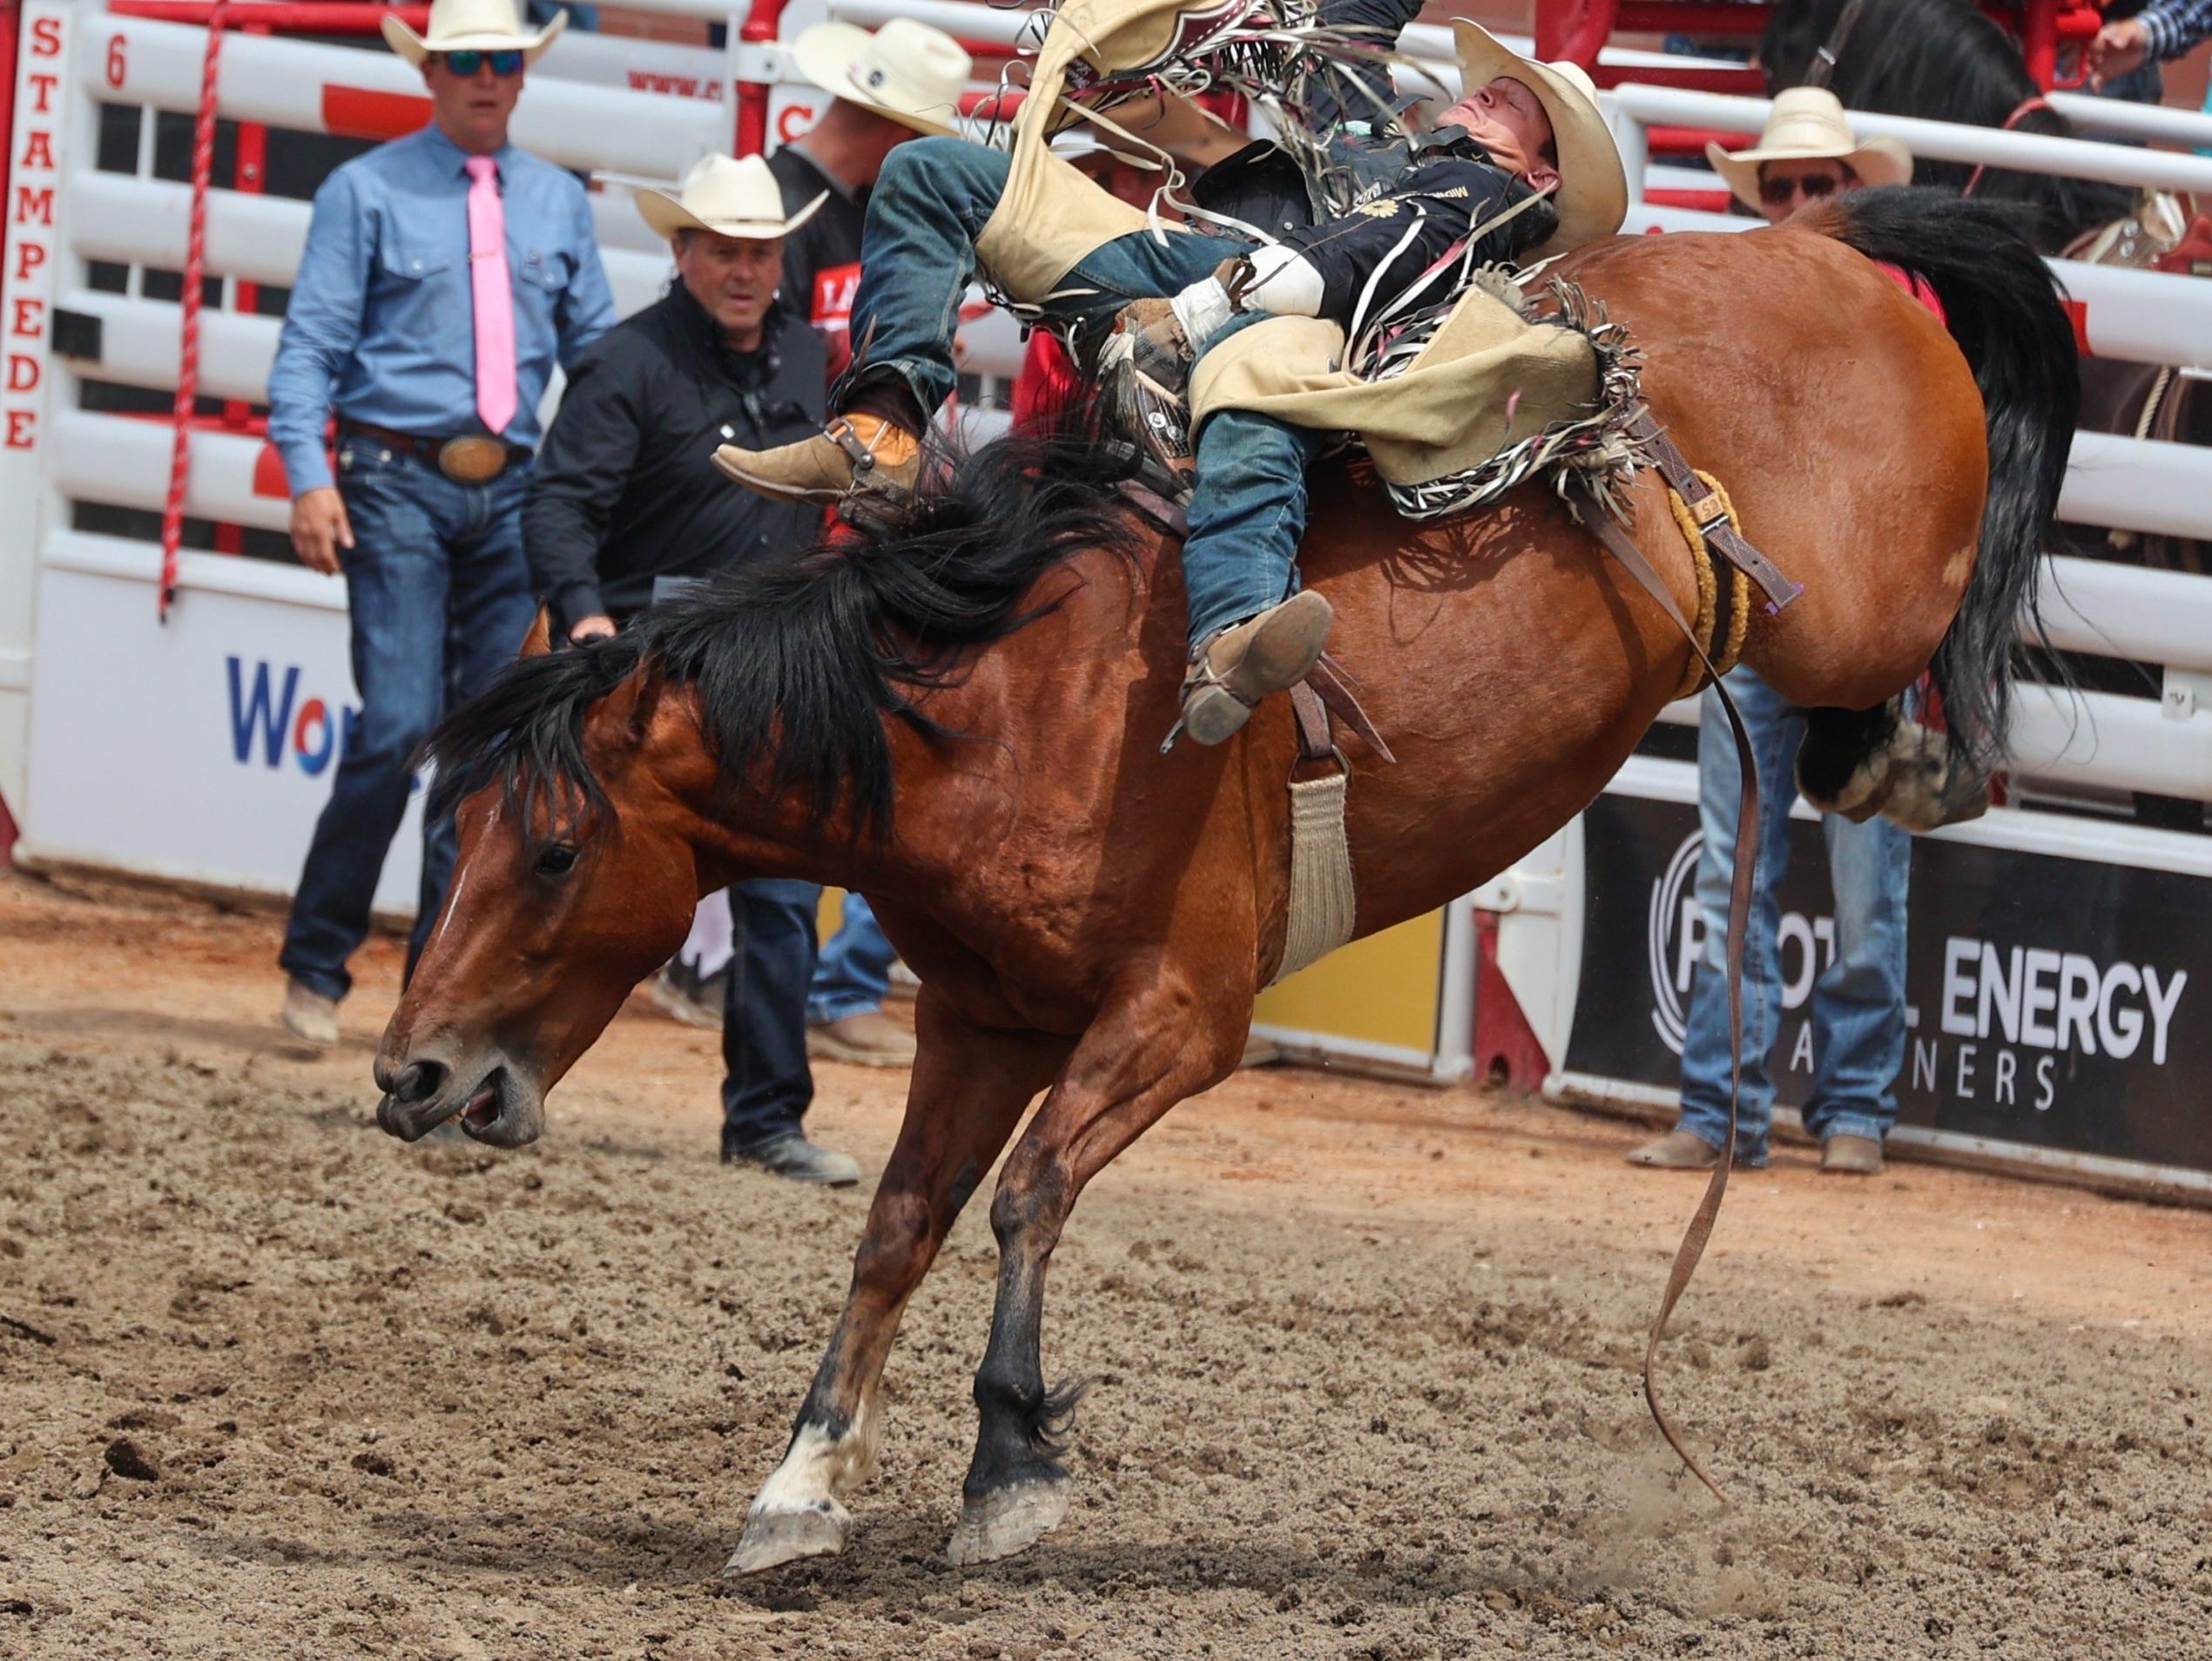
[716,10,1627,746]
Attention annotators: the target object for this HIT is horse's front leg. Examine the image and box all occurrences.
[949,963,1248,1565]
[727,991,1068,1575]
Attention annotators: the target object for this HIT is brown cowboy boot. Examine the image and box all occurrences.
[712,413,921,508]
[1177,591,1334,748]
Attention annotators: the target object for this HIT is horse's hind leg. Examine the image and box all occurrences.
[1797,702,1900,820]
[1798,699,1990,831]
[949,968,1246,1565]
[725,994,1069,1576]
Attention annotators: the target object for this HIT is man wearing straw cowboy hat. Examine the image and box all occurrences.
[759,17,972,1075]
[768,17,973,372]
[270,0,613,1049]
[1629,88,1914,1178]
[716,4,1626,746]
[1703,85,1912,226]
[523,153,863,1186]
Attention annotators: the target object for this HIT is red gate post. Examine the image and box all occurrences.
[734,0,786,157]
[0,0,18,268]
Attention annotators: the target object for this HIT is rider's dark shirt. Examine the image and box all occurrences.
[523,282,824,630]
[1184,0,1558,321]
[1282,132,1559,323]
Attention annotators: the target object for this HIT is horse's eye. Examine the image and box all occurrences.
[534,843,579,878]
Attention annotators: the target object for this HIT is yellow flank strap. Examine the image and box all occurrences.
[1664,468,1751,701]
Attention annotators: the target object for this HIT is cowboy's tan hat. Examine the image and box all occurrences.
[381,0,566,68]
[792,17,973,139]
[1705,87,1913,212]
[1449,23,1629,260]
[637,153,826,241]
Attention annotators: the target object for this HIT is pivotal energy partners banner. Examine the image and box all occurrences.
[1563,793,2208,1176]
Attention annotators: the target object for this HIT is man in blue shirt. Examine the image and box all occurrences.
[268,0,615,1046]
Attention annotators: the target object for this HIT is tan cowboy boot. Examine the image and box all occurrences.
[711,413,921,507]
[1177,591,1335,748]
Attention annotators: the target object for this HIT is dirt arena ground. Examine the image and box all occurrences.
[2,868,2209,1660]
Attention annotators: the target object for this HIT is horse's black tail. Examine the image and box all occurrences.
[1814,186,2078,776]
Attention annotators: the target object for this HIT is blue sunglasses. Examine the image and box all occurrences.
[440,48,525,76]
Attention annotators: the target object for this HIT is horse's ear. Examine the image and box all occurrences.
[596,658,669,747]
[519,606,554,658]
[626,658,669,744]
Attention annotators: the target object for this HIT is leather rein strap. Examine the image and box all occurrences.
[1569,480,1764,1505]
[1631,413,1803,616]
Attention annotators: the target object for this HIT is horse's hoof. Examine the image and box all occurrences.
[946,1480,1069,1566]
[724,1500,851,1576]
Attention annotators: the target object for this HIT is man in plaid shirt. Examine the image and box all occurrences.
[2089,0,2212,86]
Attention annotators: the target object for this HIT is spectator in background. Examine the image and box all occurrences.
[768,17,974,375]
[1629,91,1915,1178]
[523,154,863,1185]
[268,0,613,1048]
[1701,86,1910,221]
[2089,0,2209,91]
[739,17,974,1067]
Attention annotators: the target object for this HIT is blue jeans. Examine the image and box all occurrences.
[279,443,535,1001]
[721,878,819,1153]
[850,138,1313,652]
[809,892,894,1024]
[1676,668,1912,1164]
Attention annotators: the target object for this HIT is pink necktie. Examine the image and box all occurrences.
[465,155,518,436]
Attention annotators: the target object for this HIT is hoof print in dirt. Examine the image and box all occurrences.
[103,1438,158,1482]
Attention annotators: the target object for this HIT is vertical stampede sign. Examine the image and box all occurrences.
[1565,792,2209,1178]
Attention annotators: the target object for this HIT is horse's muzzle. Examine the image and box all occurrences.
[374,1051,544,1148]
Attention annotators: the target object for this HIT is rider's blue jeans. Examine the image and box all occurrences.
[279,442,535,1001]
[847,137,1316,652]
[1674,668,1912,1164]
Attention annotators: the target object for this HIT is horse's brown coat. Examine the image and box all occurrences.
[379,221,1991,1569]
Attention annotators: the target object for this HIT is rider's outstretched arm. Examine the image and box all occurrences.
[1304,0,1426,131]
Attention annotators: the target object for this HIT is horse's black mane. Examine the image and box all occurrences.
[426,429,1143,842]
[1761,0,2131,250]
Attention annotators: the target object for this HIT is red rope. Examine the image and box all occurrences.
[158,0,227,622]
[1960,95,2052,200]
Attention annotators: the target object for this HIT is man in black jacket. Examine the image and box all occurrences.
[523,152,860,1187]
[526,154,825,642]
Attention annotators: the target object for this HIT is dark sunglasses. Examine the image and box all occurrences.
[440,48,525,77]
[1759,171,1840,206]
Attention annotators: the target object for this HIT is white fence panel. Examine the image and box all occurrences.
[24,533,424,910]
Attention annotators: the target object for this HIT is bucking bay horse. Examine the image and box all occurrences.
[373,190,2075,1572]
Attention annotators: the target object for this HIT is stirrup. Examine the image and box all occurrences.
[1102,353,1196,507]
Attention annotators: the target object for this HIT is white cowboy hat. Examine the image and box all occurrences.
[636,152,826,242]
[792,17,973,139]
[381,0,566,68]
[1705,87,1914,213]
[1450,23,1629,260]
